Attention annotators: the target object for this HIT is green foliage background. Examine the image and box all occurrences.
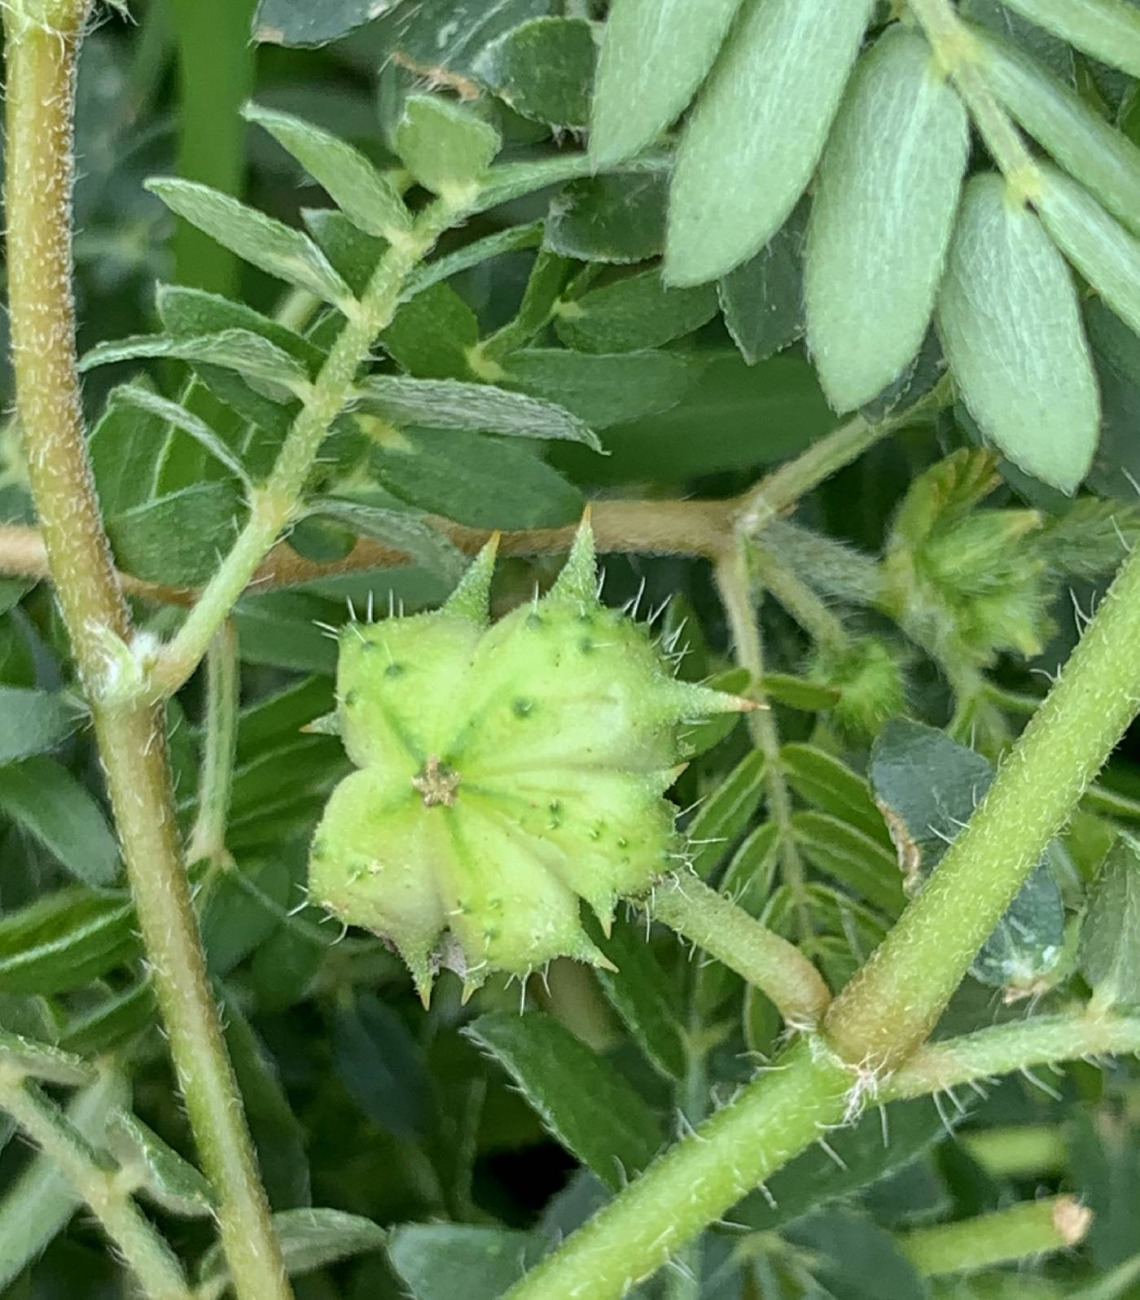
[4,0,1140,1297]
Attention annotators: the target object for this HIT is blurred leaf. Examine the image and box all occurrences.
[871,720,1065,989]
[476,18,596,128]
[0,688,82,764]
[388,1224,540,1300]
[805,27,968,411]
[962,0,1076,79]
[244,103,410,239]
[464,1011,663,1191]
[304,494,466,581]
[107,481,243,587]
[332,991,433,1139]
[591,917,687,1080]
[148,178,351,303]
[199,1208,386,1287]
[1086,298,1140,500]
[1079,833,1140,1011]
[733,1096,950,1230]
[378,0,549,83]
[395,96,501,197]
[0,757,119,888]
[554,270,718,354]
[793,811,905,916]
[545,170,670,264]
[590,0,743,168]
[357,374,601,446]
[550,352,834,485]
[501,348,696,429]
[81,330,308,401]
[785,1209,928,1300]
[106,1110,216,1217]
[110,384,250,484]
[58,981,156,1057]
[761,674,842,712]
[936,172,1099,493]
[781,743,891,845]
[368,428,584,529]
[996,0,1140,79]
[0,1068,128,1292]
[253,0,401,46]
[666,0,875,285]
[0,1032,96,1087]
[718,204,807,365]
[687,749,767,879]
[0,890,137,996]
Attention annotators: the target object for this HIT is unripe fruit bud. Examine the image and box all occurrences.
[308,522,751,1002]
[809,636,906,741]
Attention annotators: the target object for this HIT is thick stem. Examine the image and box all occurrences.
[151,200,468,697]
[2,14,291,1300]
[827,538,1140,1070]
[502,1038,853,1300]
[186,622,240,866]
[0,1073,192,1300]
[885,1012,1140,1099]
[898,1196,1091,1276]
[651,875,831,1028]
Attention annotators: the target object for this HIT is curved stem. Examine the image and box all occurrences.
[2,12,291,1299]
[0,1074,192,1300]
[749,542,850,654]
[898,1196,1091,1276]
[884,1012,1140,1100]
[651,874,831,1027]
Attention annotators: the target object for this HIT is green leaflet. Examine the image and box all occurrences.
[253,0,396,47]
[935,173,1099,494]
[146,178,352,306]
[197,1208,386,1289]
[475,17,597,129]
[805,27,969,412]
[1079,833,1140,1011]
[106,1110,217,1217]
[590,0,744,168]
[665,0,875,286]
[242,103,410,240]
[394,96,501,199]
[554,270,719,355]
[0,687,82,764]
[1037,165,1140,340]
[718,204,807,365]
[997,0,1140,78]
[975,28,1140,239]
[0,1032,96,1087]
[0,890,138,996]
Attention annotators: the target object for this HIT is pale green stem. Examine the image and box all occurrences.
[733,377,951,537]
[749,542,850,654]
[2,12,292,1298]
[884,1012,1140,1099]
[714,545,813,944]
[186,621,239,866]
[152,199,462,697]
[503,1037,854,1300]
[907,0,1044,199]
[898,1196,1091,1276]
[650,874,831,1028]
[827,534,1140,1069]
[0,1072,192,1300]
[959,1125,1068,1179]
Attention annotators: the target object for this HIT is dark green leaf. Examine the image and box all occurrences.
[554,271,718,355]
[501,348,696,430]
[687,749,767,878]
[368,427,584,530]
[253,0,399,47]
[107,481,243,587]
[389,1224,541,1300]
[0,757,119,888]
[792,810,906,916]
[199,1208,386,1286]
[58,981,156,1057]
[781,743,890,845]
[785,1209,928,1300]
[679,666,751,760]
[476,18,596,128]
[545,169,670,264]
[0,688,82,764]
[304,495,466,581]
[464,1011,663,1191]
[379,0,549,82]
[718,204,807,364]
[1079,833,1140,1010]
[0,890,137,996]
[332,992,433,1138]
[996,0,1140,79]
[383,282,480,380]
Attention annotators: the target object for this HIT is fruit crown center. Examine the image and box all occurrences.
[412,755,461,808]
